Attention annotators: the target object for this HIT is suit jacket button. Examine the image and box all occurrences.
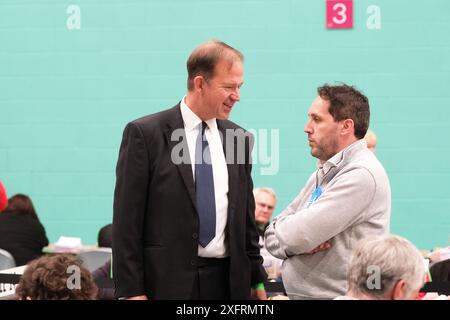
[192,233,198,239]
[191,259,196,266]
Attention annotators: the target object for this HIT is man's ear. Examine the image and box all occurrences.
[193,76,206,92]
[391,279,407,300]
[340,119,355,136]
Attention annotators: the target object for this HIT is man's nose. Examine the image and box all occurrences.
[231,87,240,101]
[304,120,312,134]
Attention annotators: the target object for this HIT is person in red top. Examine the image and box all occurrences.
[0,180,7,212]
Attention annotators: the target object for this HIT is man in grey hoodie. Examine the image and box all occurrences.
[264,84,391,299]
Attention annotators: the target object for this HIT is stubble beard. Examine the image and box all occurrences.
[311,138,338,162]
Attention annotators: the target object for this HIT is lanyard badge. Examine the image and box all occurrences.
[307,186,323,208]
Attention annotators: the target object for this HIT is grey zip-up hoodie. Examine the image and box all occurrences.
[265,140,391,299]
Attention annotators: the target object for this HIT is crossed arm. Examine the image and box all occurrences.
[264,168,376,259]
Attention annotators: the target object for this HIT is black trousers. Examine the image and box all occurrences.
[190,257,230,300]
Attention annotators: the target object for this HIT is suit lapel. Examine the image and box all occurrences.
[164,104,197,211]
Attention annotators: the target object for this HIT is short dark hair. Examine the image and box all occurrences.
[16,254,98,300]
[98,224,112,248]
[187,39,244,90]
[318,84,370,139]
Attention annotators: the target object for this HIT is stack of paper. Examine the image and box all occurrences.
[54,236,83,253]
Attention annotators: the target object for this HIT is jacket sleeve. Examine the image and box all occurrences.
[264,190,304,259]
[112,122,149,298]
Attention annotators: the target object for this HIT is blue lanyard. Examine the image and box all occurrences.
[307,185,323,208]
[307,168,324,208]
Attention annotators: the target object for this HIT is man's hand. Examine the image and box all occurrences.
[126,295,148,300]
[251,288,267,300]
[306,241,331,254]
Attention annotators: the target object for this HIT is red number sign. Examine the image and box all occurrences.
[326,0,353,29]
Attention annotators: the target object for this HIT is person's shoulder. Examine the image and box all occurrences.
[0,213,41,231]
[0,211,16,220]
[349,148,389,179]
[12,213,44,226]
[131,104,180,128]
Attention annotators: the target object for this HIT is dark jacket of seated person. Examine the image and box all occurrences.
[92,259,115,300]
[430,259,450,282]
[0,194,49,266]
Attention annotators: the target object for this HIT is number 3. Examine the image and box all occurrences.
[332,3,347,24]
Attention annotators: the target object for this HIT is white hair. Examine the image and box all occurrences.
[253,187,277,202]
[347,235,425,299]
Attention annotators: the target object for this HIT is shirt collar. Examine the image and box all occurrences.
[180,96,217,132]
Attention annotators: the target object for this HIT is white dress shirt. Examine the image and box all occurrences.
[180,97,229,258]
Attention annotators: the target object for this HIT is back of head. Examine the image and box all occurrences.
[98,224,112,248]
[187,39,244,91]
[16,254,98,300]
[364,129,378,153]
[4,194,39,221]
[317,84,370,139]
[347,235,425,300]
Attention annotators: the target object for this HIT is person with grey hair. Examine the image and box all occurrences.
[253,187,282,280]
[335,235,426,300]
[253,187,277,237]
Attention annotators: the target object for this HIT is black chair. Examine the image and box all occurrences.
[78,248,112,272]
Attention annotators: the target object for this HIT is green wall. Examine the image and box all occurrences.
[1,0,449,249]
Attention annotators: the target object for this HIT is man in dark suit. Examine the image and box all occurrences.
[112,40,267,300]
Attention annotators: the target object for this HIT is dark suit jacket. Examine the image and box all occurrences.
[430,259,450,282]
[113,104,267,299]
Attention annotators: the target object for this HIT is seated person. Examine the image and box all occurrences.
[364,129,377,153]
[15,254,98,300]
[92,223,114,300]
[0,194,49,265]
[98,223,112,248]
[254,187,282,282]
[0,180,7,212]
[335,234,426,300]
[92,259,114,300]
[254,187,277,238]
[430,259,450,282]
